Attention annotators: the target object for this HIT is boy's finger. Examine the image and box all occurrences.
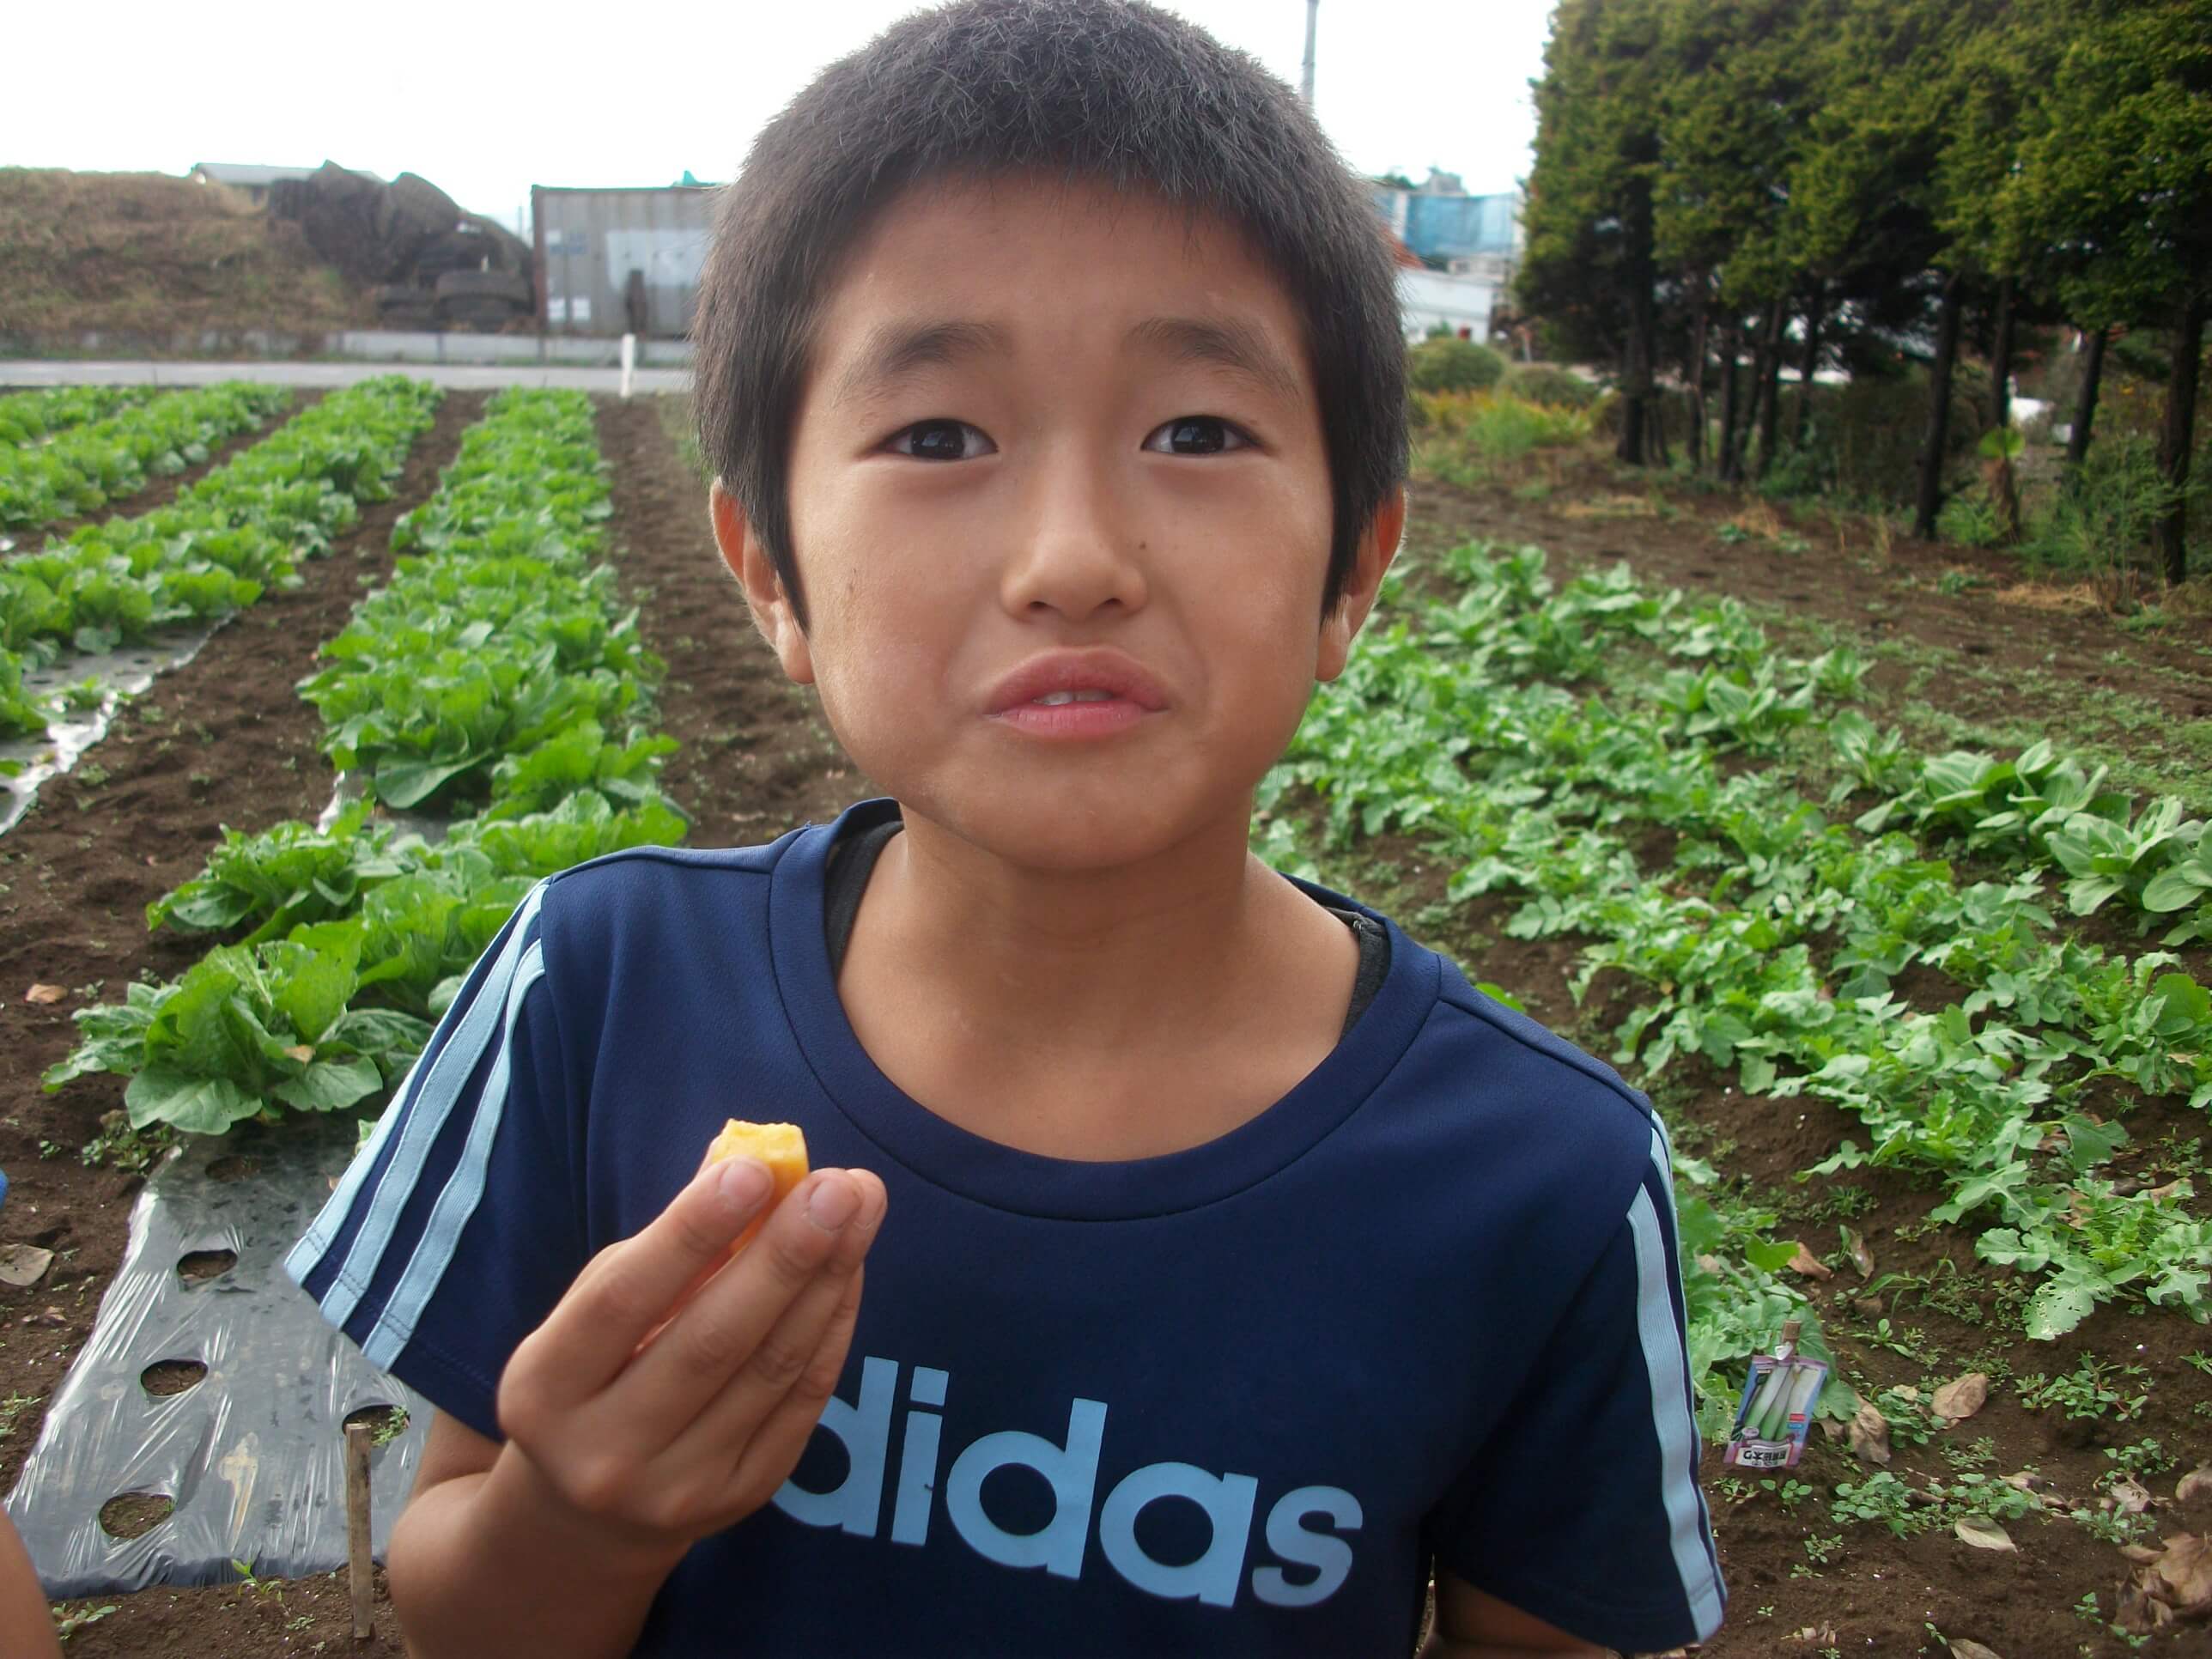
[716,1259,869,1513]
[619,1168,883,1431]
[522,1157,777,1405]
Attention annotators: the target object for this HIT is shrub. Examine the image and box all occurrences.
[2022,433,2197,579]
[1936,489,2002,548]
[1776,366,1989,507]
[1407,337,1505,394]
[1502,364,1600,410]
[1408,390,1596,487]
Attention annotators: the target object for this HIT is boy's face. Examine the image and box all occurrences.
[713,173,1402,872]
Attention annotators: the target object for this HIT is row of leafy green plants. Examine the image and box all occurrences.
[0,381,290,532]
[0,385,157,448]
[0,376,440,744]
[1255,542,2211,1418]
[46,389,689,1136]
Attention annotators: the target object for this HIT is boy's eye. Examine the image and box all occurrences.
[1141,416,1250,456]
[888,419,994,461]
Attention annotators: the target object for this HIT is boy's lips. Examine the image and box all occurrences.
[985,650,1168,741]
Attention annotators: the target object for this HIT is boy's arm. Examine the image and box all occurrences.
[384,1158,884,1659]
[0,1508,61,1659]
[1420,1575,1609,1657]
[1423,1140,1724,1655]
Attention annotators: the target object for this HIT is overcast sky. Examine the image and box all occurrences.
[3,0,1553,227]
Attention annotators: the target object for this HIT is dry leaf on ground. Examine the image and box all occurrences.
[23,983,64,1005]
[2111,1475,2154,1515]
[1931,1372,1990,1425]
[1948,1640,2004,1659]
[1787,1241,1832,1279]
[2118,1533,2212,1631]
[2177,1468,2212,1505]
[1954,1515,2016,1552]
[0,1244,54,1287]
[1849,1399,1892,1465]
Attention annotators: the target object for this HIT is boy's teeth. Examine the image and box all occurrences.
[1031,690,1115,705]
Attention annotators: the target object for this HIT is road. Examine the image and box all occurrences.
[0,360,691,393]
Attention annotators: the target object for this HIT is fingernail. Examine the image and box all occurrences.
[806,1175,860,1232]
[716,1158,772,1212]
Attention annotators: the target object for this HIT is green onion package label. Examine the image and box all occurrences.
[1723,1322,1828,1471]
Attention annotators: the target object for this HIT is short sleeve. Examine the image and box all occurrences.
[284,881,586,1442]
[1425,1151,1725,1654]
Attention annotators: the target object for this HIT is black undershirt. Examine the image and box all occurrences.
[823,817,1389,1041]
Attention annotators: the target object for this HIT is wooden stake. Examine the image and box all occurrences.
[344,1421,374,1642]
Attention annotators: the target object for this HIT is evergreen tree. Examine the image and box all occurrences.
[1999,0,2212,581]
[1519,0,1668,463]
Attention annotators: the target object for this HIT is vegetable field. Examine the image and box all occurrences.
[0,380,2207,1655]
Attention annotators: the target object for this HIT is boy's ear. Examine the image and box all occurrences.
[1316,485,1407,684]
[708,480,815,686]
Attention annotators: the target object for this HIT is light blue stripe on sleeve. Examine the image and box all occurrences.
[1626,1178,1727,1640]
[306,882,548,1331]
[362,941,547,1372]
[1644,1120,1725,1612]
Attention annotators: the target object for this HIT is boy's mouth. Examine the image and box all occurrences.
[987,650,1167,739]
[1028,690,1116,706]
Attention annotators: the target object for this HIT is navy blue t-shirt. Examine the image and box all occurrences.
[289,799,1723,1656]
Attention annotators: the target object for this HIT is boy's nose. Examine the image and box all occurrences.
[997,457,1150,623]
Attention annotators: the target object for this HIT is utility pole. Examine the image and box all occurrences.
[1300,0,1318,108]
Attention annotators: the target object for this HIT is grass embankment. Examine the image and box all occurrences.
[0,168,367,339]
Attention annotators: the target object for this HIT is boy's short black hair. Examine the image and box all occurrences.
[693,0,1407,630]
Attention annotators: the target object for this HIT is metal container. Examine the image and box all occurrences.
[532,185,719,339]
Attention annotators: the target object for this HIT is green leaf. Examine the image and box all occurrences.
[125,1066,262,1134]
[374,754,487,811]
[270,1056,382,1114]
[2059,1115,2128,1174]
[2142,865,2211,914]
[2023,1267,2107,1341]
[271,945,358,1046]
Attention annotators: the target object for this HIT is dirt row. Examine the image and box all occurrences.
[1367,474,2212,1657]
[0,392,488,1652]
[2,390,327,552]
[1404,463,2212,730]
[0,395,869,1654]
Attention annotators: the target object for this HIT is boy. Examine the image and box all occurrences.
[287,2,1724,1654]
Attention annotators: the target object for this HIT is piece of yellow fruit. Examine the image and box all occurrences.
[704,1120,811,1255]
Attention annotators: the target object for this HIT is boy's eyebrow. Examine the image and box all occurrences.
[830,315,1304,410]
[832,319,1014,410]
[1124,316,1304,406]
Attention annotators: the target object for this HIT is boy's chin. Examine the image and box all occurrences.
[890,772,1250,875]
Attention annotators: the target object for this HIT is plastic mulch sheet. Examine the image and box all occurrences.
[0,623,221,837]
[4,1115,428,1597]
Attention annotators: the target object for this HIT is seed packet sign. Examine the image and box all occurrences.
[1723,1323,1828,1470]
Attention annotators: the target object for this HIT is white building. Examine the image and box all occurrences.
[1396,267,1498,343]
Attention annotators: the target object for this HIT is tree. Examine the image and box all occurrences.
[1656,0,1835,480]
[1786,0,2003,534]
[1520,0,1669,464]
[2001,0,2212,581]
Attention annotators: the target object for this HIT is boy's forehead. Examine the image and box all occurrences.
[807,173,1316,397]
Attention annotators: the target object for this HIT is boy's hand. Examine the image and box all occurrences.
[492,1155,887,1569]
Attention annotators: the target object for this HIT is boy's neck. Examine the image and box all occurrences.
[836,799,1358,1158]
